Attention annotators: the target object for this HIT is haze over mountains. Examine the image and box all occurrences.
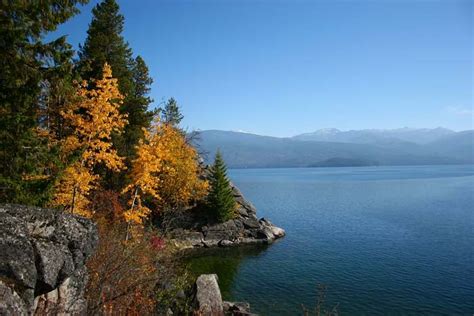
[196,128,474,168]
[292,127,454,144]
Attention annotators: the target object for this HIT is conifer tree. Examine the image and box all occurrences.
[39,41,79,141]
[131,56,154,110]
[78,0,133,93]
[207,151,236,222]
[161,98,184,127]
[127,55,155,155]
[0,0,88,205]
[78,0,153,165]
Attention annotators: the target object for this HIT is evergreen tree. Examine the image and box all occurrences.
[126,56,155,156]
[207,151,235,222]
[39,41,79,141]
[78,0,133,93]
[161,98,184,127]
[0,0,88,205]
[131,56,153,107]
[78,0,153,163]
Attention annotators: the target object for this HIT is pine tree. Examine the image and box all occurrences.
[78,0,133,93]
[39,41,79,141]
[161,98,184,127]
[126,55,155,157]
[207,151,236,222]
[78,0,153,165]
[0,0,88,205]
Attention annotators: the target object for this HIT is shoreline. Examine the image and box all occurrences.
[167,183,285,251]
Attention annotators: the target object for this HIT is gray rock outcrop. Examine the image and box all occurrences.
[193,274,255,316]
[194,274,224,315]
[170,183,285,249]
[0,204,98,315]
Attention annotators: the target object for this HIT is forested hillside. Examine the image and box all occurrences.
[197,130,473,168]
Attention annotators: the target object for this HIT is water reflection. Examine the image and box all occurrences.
[184,244,270,299]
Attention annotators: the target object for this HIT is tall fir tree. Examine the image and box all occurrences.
[207,151,236,222]
[39,41,79,141]
[78,0,133,93]
[127,55,155,156]
[161,98,184,127]
[0,0,88,205]
[78,0,153,166]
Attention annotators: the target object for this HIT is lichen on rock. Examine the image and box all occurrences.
[0,204,98,315]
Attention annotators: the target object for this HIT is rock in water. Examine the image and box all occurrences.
[0,204,98,315]
[223,301,255,315]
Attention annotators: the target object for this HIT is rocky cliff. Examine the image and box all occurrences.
[169,183,285,249]
[0,204,98,315]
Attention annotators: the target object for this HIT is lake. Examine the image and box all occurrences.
[187,165,474,315]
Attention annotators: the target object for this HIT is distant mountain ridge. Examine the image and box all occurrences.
[195,128,473,168]
[292,127,455,144]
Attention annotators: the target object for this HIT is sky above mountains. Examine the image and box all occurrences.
[52,0,472,137]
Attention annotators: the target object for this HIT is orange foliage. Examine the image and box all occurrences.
[123,119,208,224]
[52,63,127,217]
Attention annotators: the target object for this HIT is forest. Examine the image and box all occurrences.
[1,1,236,313]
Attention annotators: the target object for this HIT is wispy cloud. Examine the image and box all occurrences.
[446,106,473,117]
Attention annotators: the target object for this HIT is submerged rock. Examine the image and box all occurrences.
[223,301,255,316]
[0,204,98,315]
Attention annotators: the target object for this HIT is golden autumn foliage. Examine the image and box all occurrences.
[123,119,208,224]
[52,63,128,217]
[54,163,99,217]
[155,124,208,209]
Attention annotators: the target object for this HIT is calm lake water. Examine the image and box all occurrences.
[187,165,474,315]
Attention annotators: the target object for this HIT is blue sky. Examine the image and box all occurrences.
[51,0,472,137]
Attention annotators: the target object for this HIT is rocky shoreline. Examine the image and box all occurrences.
[0,183,283,315]
[169,183,285,250]
[168,183,285,315]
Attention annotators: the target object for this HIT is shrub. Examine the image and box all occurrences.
[86,223,158,314]
[86,222,192,315]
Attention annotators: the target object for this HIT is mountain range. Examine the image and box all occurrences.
[292,127,454,144]
[194,128,474,168]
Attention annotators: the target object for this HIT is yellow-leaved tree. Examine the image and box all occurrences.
[52,63,128,217]
[122,118,208,225]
